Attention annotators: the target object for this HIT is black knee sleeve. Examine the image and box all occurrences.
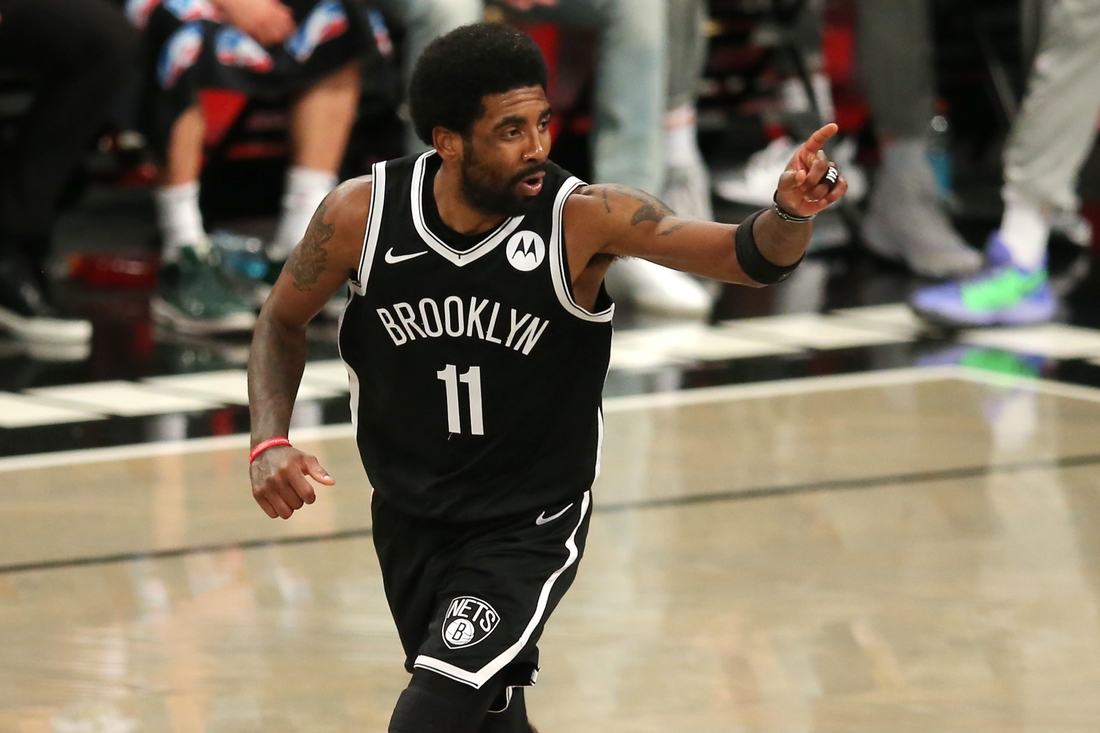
[478,687,528,733]
[388,670,503,733]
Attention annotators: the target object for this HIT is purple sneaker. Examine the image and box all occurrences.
[909,232,1056,328]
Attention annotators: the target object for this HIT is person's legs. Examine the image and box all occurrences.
[269,62,361,259]
[857,0,981,278]
[524,0,709,315]
[530,0,666,194]
[376,0,484,153]
[389,669,532,733]
[477,687,530,733]
[373,491,587,733]
[152,102,256,335]
[910,0,1100,328]
[661,0,711,222]
[0,0,136,256]
[1000,0,1100,268]
[0,0,131,343]
[156,104,206,258]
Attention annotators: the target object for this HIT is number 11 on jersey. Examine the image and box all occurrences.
[436,365,484,435]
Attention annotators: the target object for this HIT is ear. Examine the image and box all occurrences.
[433,127,464,163]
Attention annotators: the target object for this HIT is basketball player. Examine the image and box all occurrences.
[247,22,846,733]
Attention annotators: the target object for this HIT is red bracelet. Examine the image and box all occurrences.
[249,437,292,464]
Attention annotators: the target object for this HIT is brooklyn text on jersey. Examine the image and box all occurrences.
[375,296,550,355]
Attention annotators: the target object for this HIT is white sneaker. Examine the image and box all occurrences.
[604,258,713,317]
[714,135,866,207]
[861,139,981,278]
[714,137,799,207]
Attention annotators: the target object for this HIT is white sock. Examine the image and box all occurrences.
[270,166,338,261]
[156,182,204,261]
[665,105,702,169]
[999,193,1050,271]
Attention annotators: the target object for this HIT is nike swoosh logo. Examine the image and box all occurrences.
[384,248,428,264]
[535,503,574,526]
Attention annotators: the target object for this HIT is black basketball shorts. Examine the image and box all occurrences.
[371,489,592,694]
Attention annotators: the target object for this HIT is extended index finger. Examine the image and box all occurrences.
[800,123,839,159]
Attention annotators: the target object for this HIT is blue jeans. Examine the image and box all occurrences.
[385,0,668,194]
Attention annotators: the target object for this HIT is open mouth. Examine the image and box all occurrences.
[517,171,545,196]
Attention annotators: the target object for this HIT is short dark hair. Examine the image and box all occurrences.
[409,23,549,146]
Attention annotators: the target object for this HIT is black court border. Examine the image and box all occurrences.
[3,452,1100,576]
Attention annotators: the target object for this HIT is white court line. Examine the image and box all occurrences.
[960,323,1100,360]
[3,365,1100,474]
[0,392,104,429]
[601,366,960,413]
[25,381,222,417]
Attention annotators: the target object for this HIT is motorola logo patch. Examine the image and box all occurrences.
[442,596,500,649]
[505,231,546,272]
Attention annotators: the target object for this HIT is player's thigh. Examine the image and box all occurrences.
[415,496,591,688]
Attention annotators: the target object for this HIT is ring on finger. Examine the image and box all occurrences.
[816,163,840,193]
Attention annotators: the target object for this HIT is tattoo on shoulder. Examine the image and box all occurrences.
[287,203,334,291]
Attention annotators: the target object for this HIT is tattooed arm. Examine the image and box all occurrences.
[563,124,848,291]
[246,177,370,519]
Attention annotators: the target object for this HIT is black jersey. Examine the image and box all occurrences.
[338,151,614,522]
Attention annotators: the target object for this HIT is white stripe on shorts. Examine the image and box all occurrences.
[412,490,592,689]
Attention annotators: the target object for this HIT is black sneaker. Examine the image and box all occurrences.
[151,244,257,335]
[0,254,92,343]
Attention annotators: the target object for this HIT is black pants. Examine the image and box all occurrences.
[0,0,137,255]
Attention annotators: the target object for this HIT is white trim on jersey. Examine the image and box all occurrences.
[594,407,604,482]
[351,162,387,294]
[548,177,615,323]
[413,490,592,689]
[410,151,525,267]
[336,300,362,434]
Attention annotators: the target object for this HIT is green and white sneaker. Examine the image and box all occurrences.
[909,233,1056,328]
[152,244,257,335]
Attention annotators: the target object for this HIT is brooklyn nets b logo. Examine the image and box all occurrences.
[442,596,500,649]
[505,231,546,272]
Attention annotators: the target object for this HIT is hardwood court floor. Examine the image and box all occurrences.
[2,367,1100,732]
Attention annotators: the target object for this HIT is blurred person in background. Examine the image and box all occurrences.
[911,0,1100,327]
[714,0,982,278]
[504,0,716,316]
[381,0,716,316]
[126,0,376,334]
[856,0,983,278]
[0,0,136,344]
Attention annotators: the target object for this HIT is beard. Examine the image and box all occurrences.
[459,148,547,217]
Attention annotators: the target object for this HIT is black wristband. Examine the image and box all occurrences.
[735,208,804,285]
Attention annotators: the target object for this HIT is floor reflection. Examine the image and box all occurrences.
[2,374,1100,730]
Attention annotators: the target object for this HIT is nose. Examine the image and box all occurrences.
[523,130,547,162]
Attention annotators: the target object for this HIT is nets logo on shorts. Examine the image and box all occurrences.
[442,596,500,649]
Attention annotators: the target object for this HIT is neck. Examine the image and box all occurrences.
[433,161,508,236]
